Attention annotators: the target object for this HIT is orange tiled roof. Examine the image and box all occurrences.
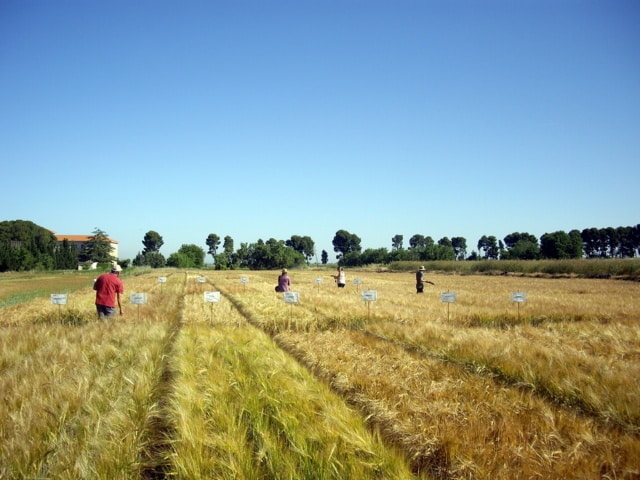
[55,234,118,244]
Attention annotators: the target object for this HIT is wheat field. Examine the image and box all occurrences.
[1,268,639,479]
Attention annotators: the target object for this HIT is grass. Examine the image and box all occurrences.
[389,258,640,279]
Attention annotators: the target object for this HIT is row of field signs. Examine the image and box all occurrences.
[49,290,528,305]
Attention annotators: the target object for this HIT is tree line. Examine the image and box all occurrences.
[1,220,638,272]
[132,225,640,270]
[0,221,116,272]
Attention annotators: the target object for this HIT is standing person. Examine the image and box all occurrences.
[94,264,124,319]
[333,266,346,288]
[276,268,291,292]
[416,265,434,293]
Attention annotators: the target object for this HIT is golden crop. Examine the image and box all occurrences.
[1,268,638,479]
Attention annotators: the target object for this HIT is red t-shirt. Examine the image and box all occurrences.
[93,273,124,307]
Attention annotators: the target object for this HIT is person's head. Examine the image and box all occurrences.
[111,264,122,275]
[419,266,425,271]
[338,266,343,271]
[281,268,288,275]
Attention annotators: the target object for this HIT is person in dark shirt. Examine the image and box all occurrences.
[416,265,434,293]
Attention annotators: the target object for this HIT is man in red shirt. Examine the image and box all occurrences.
[93,264,124,319]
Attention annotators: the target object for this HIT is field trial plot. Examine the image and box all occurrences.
[1,268,639,479]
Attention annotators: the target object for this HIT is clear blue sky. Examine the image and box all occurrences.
[1,0,638,262]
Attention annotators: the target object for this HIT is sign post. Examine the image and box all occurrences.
[50,293,68,321]
[440,292,457,321]
[353,278,362,291]
[204,291,221,323]
[283,292,300,327]
[315,277,323,291]
[361,290,377,320]
[511,292,526,321]
[240,277,249,290]
[130,293,147,321]
[157,276,167,293]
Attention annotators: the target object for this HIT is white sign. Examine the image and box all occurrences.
[512,292,527,303]
[204,291,221,303]
[197,276,206,283]
[353,278,362,285]
[361,290,377,301]
[315,278,323,284]
[440,292,457,303]
[283,292,300,303]
[157,276,167,283]
[50,294,68,305]
[240,277,249,284]
[130,293,148,305]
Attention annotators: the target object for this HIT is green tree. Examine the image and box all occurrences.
[502,232,539,260]
[223,235,234,266]
[243,238,305,270]
[142,231,164,254]
[54,239,78,269]
[438,237,452,249]
[146,252,166,268]
[540,231,578,259]
[477,235,499,259]
[451,237,467,260]
[388,247,413,262]
[286,235,315,263]
[81,228,115,263]
[581,227,601,258]
[568,229,584,258]
[408,234,426,249]
[206,233,221,262]
[0,220,57,271]
[166,252,191,268]
[332,229,362,260]
[212,253,230,270]
[172,244,205,268]
[391,234,403,251]
[321,249,328,265]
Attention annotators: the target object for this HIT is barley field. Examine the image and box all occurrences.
[1,268,639,479]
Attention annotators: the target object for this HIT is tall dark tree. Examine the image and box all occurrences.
[142,230,164,254]
[438,237,452,248]
[568,229,584,258]
[286,235,315,263]
[223,236,234,255]
[502,232,540,260]
[409,234,426,249]
[0,220,57,271]
[581,227,601,258]
[332,229,362,260]
[477,235,499,259]
[54,239,78,269]
[451,237,467,260]
[206,233,221,261]
[540,230,581,259]
[223,235,234,265]
[81,228,115,263]
[391,234,403,251]
[321,249,329,265]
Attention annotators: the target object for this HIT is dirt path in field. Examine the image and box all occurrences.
[139,276,185,479]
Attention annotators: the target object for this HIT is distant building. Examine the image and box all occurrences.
[55,234,119,260]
